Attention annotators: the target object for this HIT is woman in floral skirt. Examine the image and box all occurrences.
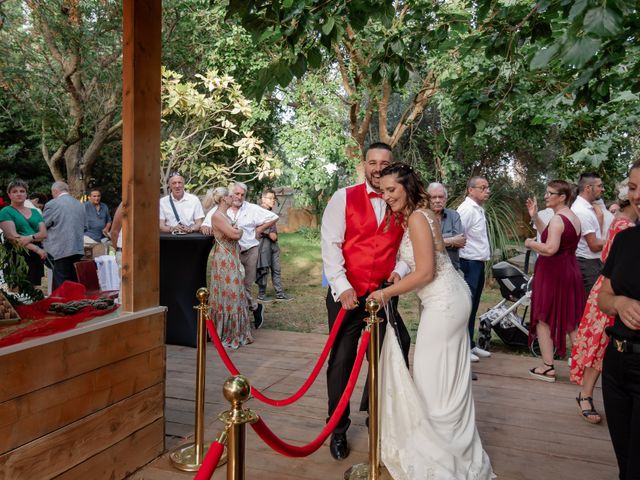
[206,186,253,349]
[570,179,637,423]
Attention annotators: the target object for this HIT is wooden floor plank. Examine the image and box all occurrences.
[130,330,618,480]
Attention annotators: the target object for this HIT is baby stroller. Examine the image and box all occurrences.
[476,255,541,356]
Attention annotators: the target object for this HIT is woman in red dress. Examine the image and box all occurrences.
[524,180,585,382]
[570,179,637,423]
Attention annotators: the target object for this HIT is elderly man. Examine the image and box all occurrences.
[202,182,278,328]
[159,172,204,233]
[427,182,466,271]
[457,176,492,363]
[43,181,86,289]
[571,172,606,295]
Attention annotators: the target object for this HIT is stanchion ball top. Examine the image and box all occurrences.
[196,287,209,302]
[223,375,251,404]
[365,298,381,314]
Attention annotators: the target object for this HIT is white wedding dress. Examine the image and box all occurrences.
[380,210,495,480]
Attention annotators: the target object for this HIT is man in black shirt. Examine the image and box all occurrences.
[598,160,640,480]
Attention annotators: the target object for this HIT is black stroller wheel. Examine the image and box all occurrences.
[477,320,492,351]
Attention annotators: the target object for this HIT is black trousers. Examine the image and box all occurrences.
[460,258,485,349]
[577,257,603,297]
[602,341,640,480]
[52,254,83,290]
[326,288,411,435]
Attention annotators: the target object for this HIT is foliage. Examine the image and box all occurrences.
[0,0,123,195]
[295,226,321,243]
[160,68,281,195]
[275,70,356,215]
[0,242,45,304]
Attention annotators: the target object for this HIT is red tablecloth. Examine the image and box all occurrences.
[0,281,118,348]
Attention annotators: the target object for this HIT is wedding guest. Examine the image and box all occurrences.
[84,189,112,242]
[28,192,48,212]
[458,176,492,362]
[256,190,291,301]
[43,181,86,289]
[0,179,48,286]
[598,159,640,479]
[572,172,606,295]
[321,142,410,460]
[525,180,584,382]
[203,182,278,329]
[207,186,253,349]
[427,182,465,270]
[109,202,124,267]
[571,178,637,424]
[159,172,204,233]
[608,202,621,215]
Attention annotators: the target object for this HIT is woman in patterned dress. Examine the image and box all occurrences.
[207,186,253,349]
[570,179,637,424]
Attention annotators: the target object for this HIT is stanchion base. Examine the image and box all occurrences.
[169,442,228,472]
[344,463,393,480]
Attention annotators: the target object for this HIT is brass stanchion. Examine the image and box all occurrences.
[171,288,227,471]
[218,375,259,480]
[344,299,392,480]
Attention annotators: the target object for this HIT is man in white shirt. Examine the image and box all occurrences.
[321,142,410,461]
[457,176,492,362]
[159,172,204,233]
[202,181,278,329]
[571,172,605,295]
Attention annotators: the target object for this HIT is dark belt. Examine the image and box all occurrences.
[611,336,640,354]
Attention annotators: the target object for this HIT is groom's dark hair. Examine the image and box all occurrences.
[366,142,393,156]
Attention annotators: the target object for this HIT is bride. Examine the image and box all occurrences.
[367,163,495,480]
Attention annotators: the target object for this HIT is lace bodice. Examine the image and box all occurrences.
[399,209,470,302]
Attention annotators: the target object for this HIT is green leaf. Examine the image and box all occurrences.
[290,54,307,77]
[562,36,601,68]
[583,7,622,37]
[530,43,560,70]
[568,0,588,21]
[321,17,335,36]
[307,48,322,68]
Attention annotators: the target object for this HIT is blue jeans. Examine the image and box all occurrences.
[460,258,485,349]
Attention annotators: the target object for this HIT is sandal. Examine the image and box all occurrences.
[576,393,602,424]
[529,362,556,382]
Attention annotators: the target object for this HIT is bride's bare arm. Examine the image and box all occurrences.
[368,211,435,304]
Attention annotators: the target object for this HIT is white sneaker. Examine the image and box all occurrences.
[470,352,480,363]
[472,346,491,358]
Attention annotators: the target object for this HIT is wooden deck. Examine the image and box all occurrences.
[129,329,617,480]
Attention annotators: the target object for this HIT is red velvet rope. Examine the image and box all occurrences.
[206,308,347,406]
[194,439,225,480]
[250,330,370,457]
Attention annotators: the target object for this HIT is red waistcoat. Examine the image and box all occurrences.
[343,183,404,297]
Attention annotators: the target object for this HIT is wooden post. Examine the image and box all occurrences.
[121,0,161,311]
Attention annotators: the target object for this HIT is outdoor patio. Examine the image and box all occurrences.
[129,329,618,480]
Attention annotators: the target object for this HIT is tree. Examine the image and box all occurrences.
[160,68,281,196]
[0,0,122,196]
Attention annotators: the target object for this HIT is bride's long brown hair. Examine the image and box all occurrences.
[379,163,430,225]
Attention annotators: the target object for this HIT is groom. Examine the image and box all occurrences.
[321,142,411,460]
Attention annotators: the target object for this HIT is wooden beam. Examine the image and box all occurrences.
[121,0,162,311]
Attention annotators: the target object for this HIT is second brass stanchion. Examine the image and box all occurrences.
[344,299,392,480]
[171,288,227,471]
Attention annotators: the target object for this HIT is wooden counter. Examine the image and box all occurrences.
[0,307,166,479]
